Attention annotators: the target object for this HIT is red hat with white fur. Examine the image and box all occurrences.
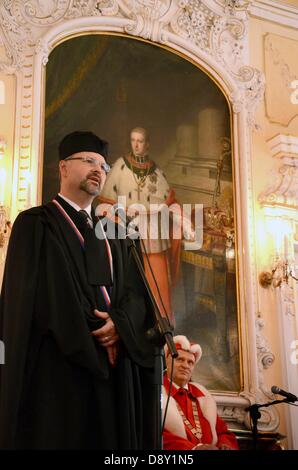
[165,335,202,364]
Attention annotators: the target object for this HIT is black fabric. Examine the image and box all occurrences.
[78,209,92,228]
[0,196,156,449]
[58,131,108,160]
[55,195,112,286]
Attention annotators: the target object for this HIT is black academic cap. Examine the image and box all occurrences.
[58,131,109,160]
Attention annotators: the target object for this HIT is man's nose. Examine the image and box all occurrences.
[91,168,101,176]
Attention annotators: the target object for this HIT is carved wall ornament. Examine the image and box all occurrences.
[264,33,298,126]
[280,283,296,318]
[238,317,280,433]
[256,317,275,369]
[216,403,247,426]
[259,134,298,209]
[0,0,265,117]
[259,163,298,208]
[65,0,104,18]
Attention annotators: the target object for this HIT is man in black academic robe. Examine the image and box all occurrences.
[0,131,157,449]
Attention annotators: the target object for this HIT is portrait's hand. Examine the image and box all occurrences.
[193,443,219,451]
[91,309,119,347]
[181,215,196,242]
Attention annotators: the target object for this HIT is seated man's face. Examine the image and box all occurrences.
[167,349,195,388]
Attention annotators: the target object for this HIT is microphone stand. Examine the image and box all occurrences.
[245,398,290,450]
[125,232,178,450]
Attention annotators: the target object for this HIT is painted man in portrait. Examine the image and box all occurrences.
[98,127,191,325]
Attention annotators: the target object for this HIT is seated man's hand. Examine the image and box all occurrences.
[219,444,236,450]
[193,443,219,450]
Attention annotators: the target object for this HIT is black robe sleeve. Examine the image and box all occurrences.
[0,210,43,447]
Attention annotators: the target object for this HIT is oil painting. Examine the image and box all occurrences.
[43,34,240,392]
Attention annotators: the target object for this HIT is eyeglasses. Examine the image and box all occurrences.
[64,157,110,173]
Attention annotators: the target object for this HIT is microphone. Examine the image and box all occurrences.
[271,385,297,402]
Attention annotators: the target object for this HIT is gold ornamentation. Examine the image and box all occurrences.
[128,157,150,198]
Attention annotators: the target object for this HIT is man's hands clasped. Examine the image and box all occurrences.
[91,309,119,367]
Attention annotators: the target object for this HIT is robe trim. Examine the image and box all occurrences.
[52,198,84,246]
[52,198,113,308]
[98,189,176,210]
[123,154,157,174]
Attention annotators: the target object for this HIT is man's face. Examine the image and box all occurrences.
[130,131,149,158]
[167,349,196,388]
[60,151,107,196]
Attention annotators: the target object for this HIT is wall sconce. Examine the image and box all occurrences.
[258,210,297,288]
[259,259,297,288]
[258,133,298,289]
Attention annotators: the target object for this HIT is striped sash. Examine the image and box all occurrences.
[52,199,113,308]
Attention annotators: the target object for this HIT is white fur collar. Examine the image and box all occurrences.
[162,382,218,446]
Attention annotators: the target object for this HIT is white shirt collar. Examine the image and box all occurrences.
[58,193,92,219]
[173,381,189,391]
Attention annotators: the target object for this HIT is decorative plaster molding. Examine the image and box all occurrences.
[214,317,280,433]
[217,404,247,425]
[0,0,265,123]
[256,316,275,375]
[259,134,298,209]
[280,282,296,318]
[249,0,298,30]
[267,134,298,160]
[259,164,298,208]
[264,34,298,127]
[276,284,298,448]
[35,38,51,66]
[169,0,264,126]
[238,316,281,432]
[216,384,280,432]
[215,393,251,428]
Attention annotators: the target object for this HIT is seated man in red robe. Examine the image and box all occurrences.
[163,335,238,450]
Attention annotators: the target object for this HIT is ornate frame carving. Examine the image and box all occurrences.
[0,0,278,431]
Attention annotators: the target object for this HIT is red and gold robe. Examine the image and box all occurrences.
[163,376,238,450]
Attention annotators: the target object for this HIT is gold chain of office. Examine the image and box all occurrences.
[176,399,203,441]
